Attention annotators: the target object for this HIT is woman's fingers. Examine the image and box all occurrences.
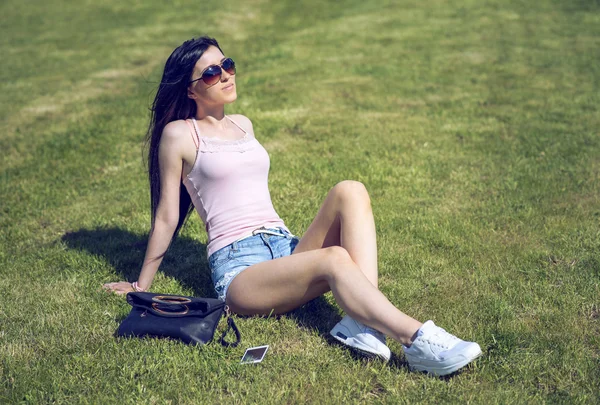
[102,281,133,294]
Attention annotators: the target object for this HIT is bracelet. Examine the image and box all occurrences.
[131,281,146,292]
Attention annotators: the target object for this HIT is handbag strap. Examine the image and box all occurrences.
[219,316,241,347]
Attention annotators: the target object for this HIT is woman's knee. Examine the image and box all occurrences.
[330,180,371,209]
[321,246,357,279]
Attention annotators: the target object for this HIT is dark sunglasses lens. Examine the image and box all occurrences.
[202,66,222,86]
[222,58,236,75]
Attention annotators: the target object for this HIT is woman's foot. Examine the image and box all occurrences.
[402,320,482,376]
[330,315,391,361]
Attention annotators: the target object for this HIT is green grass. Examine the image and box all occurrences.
[1,0,599,403]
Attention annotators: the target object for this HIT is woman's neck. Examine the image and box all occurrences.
[195,103,225,119]
[194,106,228,129]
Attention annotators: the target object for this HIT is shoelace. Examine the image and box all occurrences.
[428,327,460,349]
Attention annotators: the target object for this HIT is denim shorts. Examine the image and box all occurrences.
[208,227,300,301]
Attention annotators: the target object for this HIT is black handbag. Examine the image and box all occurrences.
[116,292,240,347]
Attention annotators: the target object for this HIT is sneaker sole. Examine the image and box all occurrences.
[407,349,482,376]
[331,332,391,362]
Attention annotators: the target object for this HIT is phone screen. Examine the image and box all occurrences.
[240,345,269,364]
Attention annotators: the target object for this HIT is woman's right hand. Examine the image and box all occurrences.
[103,281,134,296]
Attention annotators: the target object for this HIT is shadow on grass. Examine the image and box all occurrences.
[287,295,341,337]
[61,227,343,338]
[62,227,214,297]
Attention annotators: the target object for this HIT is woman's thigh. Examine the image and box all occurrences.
[226,248,336,315]
[292,186,342,255]
[292,180,371,255]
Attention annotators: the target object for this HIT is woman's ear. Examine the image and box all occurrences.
[187,86,198,100]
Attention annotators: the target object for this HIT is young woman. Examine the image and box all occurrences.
[103,36,482,376]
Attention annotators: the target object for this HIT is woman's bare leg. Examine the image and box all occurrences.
[292,180,379,286]
[226,246,422,346]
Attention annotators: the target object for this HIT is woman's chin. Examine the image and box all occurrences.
[224,93,238,104]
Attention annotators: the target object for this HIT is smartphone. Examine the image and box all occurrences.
[240,345,269,364]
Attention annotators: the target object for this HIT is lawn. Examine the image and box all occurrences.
[1,0,599,403]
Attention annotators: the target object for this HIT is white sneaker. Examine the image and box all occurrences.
[403,320,482,376]
[330,315,391,361]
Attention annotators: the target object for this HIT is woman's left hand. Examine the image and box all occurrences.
[103,281,134,295]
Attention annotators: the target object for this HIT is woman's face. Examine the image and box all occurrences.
[187,46,237,106]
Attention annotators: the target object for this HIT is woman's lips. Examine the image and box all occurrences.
[222,83,235,91]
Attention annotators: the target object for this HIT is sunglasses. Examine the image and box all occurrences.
[189,57,236,87]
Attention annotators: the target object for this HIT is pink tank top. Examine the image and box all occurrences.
[181,116,289,257]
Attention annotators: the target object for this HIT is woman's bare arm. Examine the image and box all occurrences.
[103,122,189,294]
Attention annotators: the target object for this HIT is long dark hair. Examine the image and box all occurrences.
[145,36,223,240]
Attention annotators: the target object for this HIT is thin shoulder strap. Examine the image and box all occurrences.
[226,115,248,134]
[185,119,200,150]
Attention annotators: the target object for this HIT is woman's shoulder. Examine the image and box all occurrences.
[161,119,195,142]
[227,114,253,133]
[163,119,192,136]
[160,119,196,151]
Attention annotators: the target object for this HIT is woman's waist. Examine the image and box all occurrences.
[235,226,295,243]
[206,221,290,256]
[205,204,281,232]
